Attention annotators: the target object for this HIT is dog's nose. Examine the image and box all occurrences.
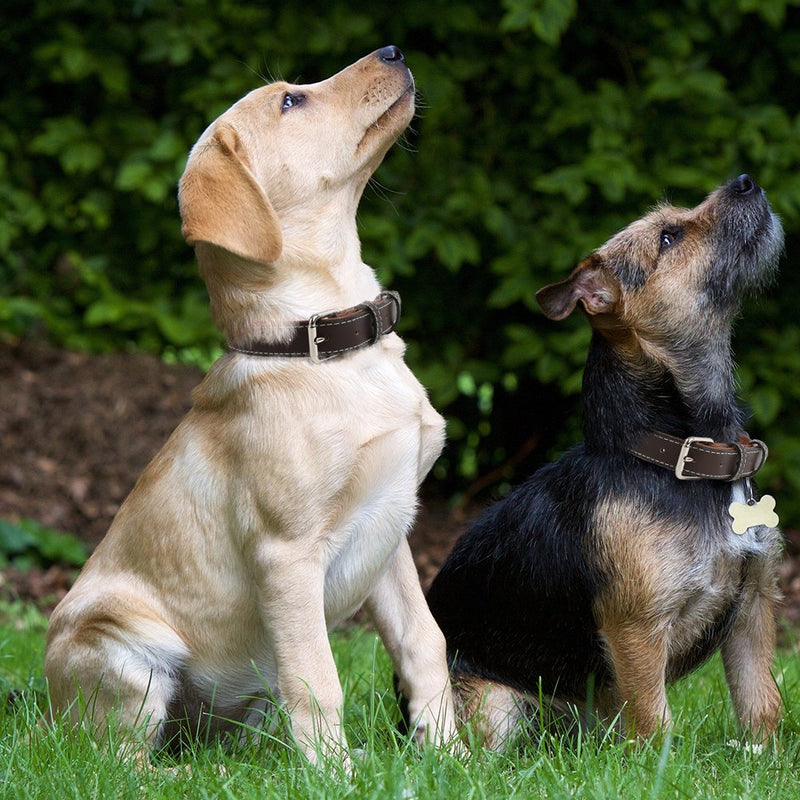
[732,174,756,195]
[377,45,405,65]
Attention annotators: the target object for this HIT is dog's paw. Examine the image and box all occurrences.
[409,710,466,757]
[410,717,431,745]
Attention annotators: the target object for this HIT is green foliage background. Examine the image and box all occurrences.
[3,0,800,517]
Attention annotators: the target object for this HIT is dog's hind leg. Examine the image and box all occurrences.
[44,633,179,763]
[450,674,529,750]
[721,580,782,741]
[365,540,456,746]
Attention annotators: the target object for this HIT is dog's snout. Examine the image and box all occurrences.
[377,45,405,65]
[732,174,757,196]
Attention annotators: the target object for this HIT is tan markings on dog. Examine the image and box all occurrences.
[43,48,456,765]
[591,497,677,737]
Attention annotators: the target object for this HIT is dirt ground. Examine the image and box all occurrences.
[1,339,798,646]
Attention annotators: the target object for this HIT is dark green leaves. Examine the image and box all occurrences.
[3,0,800,515]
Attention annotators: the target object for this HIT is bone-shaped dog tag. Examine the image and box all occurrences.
[728,494,779,535]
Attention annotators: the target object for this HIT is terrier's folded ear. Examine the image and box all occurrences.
[179,125,282,265]
[536,255,619,320]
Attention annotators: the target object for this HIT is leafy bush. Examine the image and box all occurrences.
[0,519,88,570]
[3,0,800,519]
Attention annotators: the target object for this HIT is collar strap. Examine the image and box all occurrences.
[227,291,401,363]
[629,432,768,481]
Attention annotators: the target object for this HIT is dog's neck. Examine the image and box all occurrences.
[197,217,382,347]
[582,328,745,453]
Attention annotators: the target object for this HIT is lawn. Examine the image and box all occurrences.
[1,600,798,800]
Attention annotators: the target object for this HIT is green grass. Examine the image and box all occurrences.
[1,599,798,799]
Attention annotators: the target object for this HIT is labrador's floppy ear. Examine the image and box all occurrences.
[179,124,282,264]
[536,255,619,320]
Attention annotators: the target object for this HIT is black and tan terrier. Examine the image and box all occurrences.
[426,175,784,746]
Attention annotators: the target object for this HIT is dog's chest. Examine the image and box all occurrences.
[204,349,444,629]
[314,354,443,623]
[321,477,418,624]
[597,484,779,665]
[664,490,780,663]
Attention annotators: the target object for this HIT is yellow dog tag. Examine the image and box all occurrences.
[729,494,779,535]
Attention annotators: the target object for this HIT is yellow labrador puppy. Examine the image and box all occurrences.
[44,46,456,764]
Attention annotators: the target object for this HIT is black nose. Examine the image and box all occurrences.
[377,45,405,65]
[732,174,756,195]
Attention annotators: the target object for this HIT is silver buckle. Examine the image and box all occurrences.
[307,310,337,363]
[675,436,714,480]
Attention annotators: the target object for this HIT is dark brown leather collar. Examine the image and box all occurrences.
[629,432,768,481]
[227,291,401,362]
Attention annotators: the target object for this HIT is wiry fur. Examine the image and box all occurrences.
[44,48,456,765]
[426,175,784,748]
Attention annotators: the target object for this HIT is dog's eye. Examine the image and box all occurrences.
[659,227,681,252]
[281,92,306,112]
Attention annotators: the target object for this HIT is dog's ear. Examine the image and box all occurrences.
[536,256,619,320]
[179,125,282,264]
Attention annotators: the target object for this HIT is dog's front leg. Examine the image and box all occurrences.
[721,584,782,741]
[365,540,457,746]
[600,622,672,740]
[257,553,346,764]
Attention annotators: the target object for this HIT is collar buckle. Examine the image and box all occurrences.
[307,309,338,363]
[674,436,714,480]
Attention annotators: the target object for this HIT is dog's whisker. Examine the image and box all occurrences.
[239,59,282,86]
[395,134,418,155]
[365,180,406,216]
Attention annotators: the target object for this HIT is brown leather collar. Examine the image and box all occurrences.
[629,432,768,481]
[227,291,401,362]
